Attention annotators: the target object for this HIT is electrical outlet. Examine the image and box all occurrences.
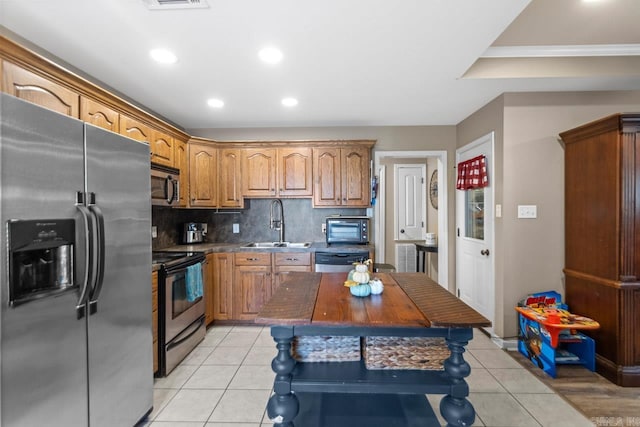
[151,226,157,238]
[232,223,240,233]
[517,205,537,219]
[321,223,326,234]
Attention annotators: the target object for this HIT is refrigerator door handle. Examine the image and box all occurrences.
[75,198,94,319]
[88,198,105,315]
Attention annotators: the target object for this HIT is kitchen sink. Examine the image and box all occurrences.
[242,241,311,248]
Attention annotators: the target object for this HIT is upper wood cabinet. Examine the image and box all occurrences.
[279,147,313,196]
[189,142,218,207]
[2,61,79,117]
[242,147,312,197]
[219,149,244,208]
[242,148,277,197]
[313,146,370,207]
[174,139,189,207]
[150,129,174,167]
[119,114,151,144]
[80,96,119,132]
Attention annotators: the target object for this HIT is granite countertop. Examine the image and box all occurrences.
[159,241,373,254]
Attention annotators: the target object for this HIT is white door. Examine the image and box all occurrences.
[394,164,426,240]
[456,133,494,329]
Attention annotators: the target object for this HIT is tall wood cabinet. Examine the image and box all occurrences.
[561,113,640,387]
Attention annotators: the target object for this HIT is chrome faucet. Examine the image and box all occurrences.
[270,199,285,244]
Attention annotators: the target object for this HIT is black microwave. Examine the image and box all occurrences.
[325,217,370,245]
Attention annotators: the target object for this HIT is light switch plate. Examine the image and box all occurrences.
[517,205,537,219]
[495,204,502,218]
[232,223,240,233]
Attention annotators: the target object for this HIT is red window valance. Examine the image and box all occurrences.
[456,155,488,190]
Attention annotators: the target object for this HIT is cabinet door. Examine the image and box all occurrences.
[2,61,79,117]
[313,147,341,206]
[174,140,189,207]
[234,265,271,320]
[219,149,244,208]
[272,252,311,295]
[242,148,277,197]
[204,254,214,325]
[189,143,218,207]
[341,146,370,207]
[119,114,150,144]
[279,147,312,197]
[150,129,174,167]
[273,266,311,295]
[234,252,271,321]
[212,253,234,321]
[151,271,158,374]
[80,96,119,132]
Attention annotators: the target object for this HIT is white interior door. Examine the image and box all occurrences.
[456,133,494,330]
[394,164,426,240]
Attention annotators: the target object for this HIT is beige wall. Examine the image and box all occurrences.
[457,90,640,339]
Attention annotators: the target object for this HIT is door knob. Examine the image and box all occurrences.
[480,249,490,256]
[400,229,405,234]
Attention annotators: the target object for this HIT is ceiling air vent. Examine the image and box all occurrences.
[143,0,209,10]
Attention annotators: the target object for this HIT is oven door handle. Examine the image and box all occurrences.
[166,317,205,350]
[165,260,203,276]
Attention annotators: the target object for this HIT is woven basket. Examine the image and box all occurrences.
[292,336,361,362]
[363,336,450,370]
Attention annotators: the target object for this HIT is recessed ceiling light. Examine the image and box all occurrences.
[149,48,177,64]
[207,98,224,108]
[281,97,298,107]
[259,47,283,64]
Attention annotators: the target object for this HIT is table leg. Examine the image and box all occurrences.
[267,326,299,427]
[440,330,475,427]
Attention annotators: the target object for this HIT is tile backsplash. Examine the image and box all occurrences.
[152,199,366,250]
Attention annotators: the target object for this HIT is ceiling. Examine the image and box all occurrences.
[1,0,639,130]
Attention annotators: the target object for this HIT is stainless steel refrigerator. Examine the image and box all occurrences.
[0,93,153,426]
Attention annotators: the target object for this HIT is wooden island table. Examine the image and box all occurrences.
[255,272,491,427]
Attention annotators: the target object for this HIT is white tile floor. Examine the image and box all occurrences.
[141,326,595,427]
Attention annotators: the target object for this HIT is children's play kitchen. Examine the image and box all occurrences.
[516,291,600,378]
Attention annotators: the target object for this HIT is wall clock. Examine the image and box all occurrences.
[429,169,438,210]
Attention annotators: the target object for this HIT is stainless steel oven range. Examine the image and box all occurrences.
[153,251,206,377]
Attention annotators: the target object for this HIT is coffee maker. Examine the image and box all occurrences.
[182,222,207,244]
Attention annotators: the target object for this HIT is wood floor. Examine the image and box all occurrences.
[509,350,640,425]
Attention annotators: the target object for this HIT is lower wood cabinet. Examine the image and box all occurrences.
[234,252,272,321]
[208,251,312,322]
[151,271,158,374]
[272,252,312,295]
[211,252,234,322]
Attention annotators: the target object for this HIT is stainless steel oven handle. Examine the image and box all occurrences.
[75,201,93,319]
[166,317,205,350]
[88,200,105,315]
